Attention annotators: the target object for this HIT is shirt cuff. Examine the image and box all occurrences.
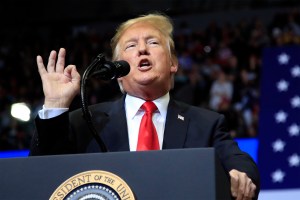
[38,105,69,119]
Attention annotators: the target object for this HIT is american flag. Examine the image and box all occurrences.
[258,45,300,190]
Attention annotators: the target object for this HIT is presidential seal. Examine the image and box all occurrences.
[50,170,135,200]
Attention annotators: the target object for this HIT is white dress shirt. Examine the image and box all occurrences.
[125,93,169,151]
[38,93,170,151]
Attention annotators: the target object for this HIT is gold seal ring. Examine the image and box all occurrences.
[50,170,135,200]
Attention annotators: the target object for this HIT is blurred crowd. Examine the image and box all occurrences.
[1,9,300,150]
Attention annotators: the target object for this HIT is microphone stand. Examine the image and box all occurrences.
[80,54,108,152]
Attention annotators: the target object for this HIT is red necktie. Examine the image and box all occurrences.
[137,101,160,151]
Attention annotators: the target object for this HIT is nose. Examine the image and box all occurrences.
[138,42,149,55]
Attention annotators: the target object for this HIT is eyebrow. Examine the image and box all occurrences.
[123,38,137,44]
[123,35,160,44]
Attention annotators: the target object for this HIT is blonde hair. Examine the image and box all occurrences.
[111,13,177,64]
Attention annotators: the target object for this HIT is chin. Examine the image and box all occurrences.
[136,76,158,85]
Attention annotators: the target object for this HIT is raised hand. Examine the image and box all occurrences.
[37,48,80,108]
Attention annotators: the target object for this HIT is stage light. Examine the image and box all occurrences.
[10,103,31,122]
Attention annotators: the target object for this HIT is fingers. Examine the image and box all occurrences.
[64,65,81,94]
[247,181,257,200]
[56,48,66,73]
[236,173,246,200]
[70,66,81,82]
[229,169,256,200]
[64,65,80,80]
[47,50,57,73]
[230,170,245,200]
[46,48,66,73]
[36,55,47,76]
[230,171,239,198]
[244,178,253,198]
[38,48,68,74]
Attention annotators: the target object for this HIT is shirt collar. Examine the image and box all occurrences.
[125,93,170,120]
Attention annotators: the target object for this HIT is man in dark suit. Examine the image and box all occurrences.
[30,13,259,200]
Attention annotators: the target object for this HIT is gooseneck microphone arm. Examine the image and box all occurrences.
[81,54,108,152]
[80,54,130,153]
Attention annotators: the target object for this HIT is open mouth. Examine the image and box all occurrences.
[138,59,151,70]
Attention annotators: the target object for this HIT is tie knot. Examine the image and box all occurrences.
[141,101,157,114]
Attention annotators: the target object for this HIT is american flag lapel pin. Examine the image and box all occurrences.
[177,114,184,121]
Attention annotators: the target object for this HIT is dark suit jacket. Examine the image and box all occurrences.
[30,96,260,195]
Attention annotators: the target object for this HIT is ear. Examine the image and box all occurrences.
[170,57,178,74]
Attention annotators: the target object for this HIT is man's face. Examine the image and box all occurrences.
[117,22,178,100]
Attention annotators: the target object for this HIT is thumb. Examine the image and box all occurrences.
[70,65,81,83]
[64,65,80,82]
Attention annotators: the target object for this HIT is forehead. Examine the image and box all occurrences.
[119,22,163,42]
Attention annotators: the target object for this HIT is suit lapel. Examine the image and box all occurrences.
[93,97,130,152]
[163,99,189,149]
[92,97,189,151]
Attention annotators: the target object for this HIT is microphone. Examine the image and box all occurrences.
[81,55,129,152]
[90,60,130,80]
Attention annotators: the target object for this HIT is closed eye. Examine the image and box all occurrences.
[125,43,136,50]
[148,39,159,45]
